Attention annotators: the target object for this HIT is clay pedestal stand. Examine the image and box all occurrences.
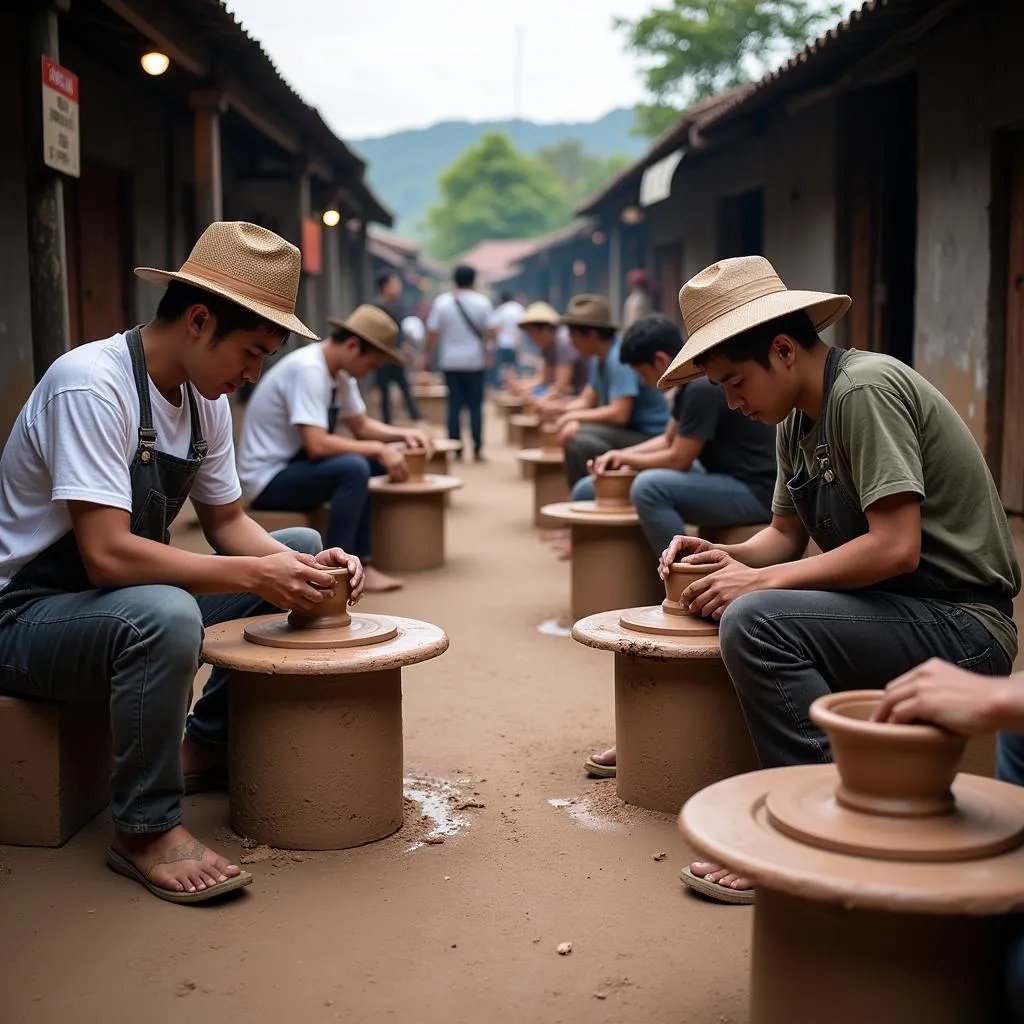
[412,384,448,428]
[539,473,663,621]
[681,689,1024,1024]
[510,413,541,450]
[571,562,758,813]
[495,395,530,445]
[202,568,448,850]
[368,474,463,572]
[516,448,569,528]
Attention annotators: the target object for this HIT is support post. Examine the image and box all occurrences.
[608,219,623,316]
[189,89,225,233]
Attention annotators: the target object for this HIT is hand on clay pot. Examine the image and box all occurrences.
[658,535,714,579]
[379,444,409,483]
[682,554,769,621]
[556,418,580,445]
[315,548,365,603]
[872,658,1012,735]
[254,551,336,612]
[404,429,435,458]
[590,450,626,474]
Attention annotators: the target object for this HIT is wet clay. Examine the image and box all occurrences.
[540,422,561,454]
[590,468,637,510]
[680,689,1024,1024]
[369,475,464,572]
[517,449,569,528]
[397,447,428,483]
[619,562,718,637]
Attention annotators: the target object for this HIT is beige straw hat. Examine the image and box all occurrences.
[135,221,317,339]
[327,305,404,365]
[519,301,561,327]
[560,294,619,331]
[659,256,851,388]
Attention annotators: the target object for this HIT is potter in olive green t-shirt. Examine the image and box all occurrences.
[772,348,1021,660]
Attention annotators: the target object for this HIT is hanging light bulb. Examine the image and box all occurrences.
[140,51,170,76]
[322,209,341,228]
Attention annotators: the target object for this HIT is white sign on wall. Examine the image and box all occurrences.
[41,56,80,178]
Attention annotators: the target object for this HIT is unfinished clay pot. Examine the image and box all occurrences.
[287,567,352,630]
[618,561,719,637]
[540,422,561,453]
[663,561,717,615]
[592,468,637,509]
[810,690,967,817]
[399,447,427,483]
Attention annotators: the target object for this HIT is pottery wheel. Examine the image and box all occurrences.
[619,605,719,637]
[568,501,634,515]
[765,771,1024,863]
[243,614,399,651]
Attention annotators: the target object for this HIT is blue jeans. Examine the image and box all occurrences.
[252,454,384,559]
[571,467,771,555]
[375,363,422,423]
[0,527,321,833]
[445,370,485,454]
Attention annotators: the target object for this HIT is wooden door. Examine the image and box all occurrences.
[655,242,683,322]
[1000,136,1024,512]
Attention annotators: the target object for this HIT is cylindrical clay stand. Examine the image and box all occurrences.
[369,474,463,572]
[573,562,758,813]
[681,689,1024,1024]
[203,568,448,850]
[516,447,569,528]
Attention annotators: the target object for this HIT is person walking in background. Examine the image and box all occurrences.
[622,268,653,329]
[487,290,525,390]
[371,270,423,424]
[427,265,493,461]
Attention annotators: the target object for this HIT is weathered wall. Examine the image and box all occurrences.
[0,20,36,447]
[914,0,1024,456]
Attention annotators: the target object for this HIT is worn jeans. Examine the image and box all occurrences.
[0,527,321,834]
[571,467,771,554]
[718,588,1014,768]
[564,424,651,487]
[445,370,486,454]
[375,362,422,423]
[252,454,384,559]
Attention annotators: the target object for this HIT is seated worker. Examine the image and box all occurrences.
[655,256,1020,905]
[552,294,670,487]
[0,221,364,904]
[502,302,589,414]
[578,312,776,779]
[874,662,1024,1022]
[237,306,433,594]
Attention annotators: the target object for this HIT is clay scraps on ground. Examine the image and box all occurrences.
[403,775,483,850]
[548,780,674,831]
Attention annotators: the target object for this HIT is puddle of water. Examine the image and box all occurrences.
[403,775,471,850]
[548,796,617,832]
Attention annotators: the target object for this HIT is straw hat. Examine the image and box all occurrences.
[519,301,561,327]
[659,256,851,388]
[135,221,317,339]
[327,305,404,365]
[561,294,619,330]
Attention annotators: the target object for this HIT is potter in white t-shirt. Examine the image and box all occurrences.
[0,334,241,592]
[236,342,366,503]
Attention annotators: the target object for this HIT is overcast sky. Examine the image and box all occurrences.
[225,0,861,140]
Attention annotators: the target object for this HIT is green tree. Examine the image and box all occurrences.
[424,132,571,259]
[617,0,843,139]
[536,140,633,207]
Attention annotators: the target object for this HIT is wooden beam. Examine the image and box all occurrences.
[100,0,211,77]
[220,71,301,154]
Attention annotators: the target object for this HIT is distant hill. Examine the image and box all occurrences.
[353,108,645,239]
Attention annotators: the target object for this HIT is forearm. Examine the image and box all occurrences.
[307,434,383,460]
[760,531,916,590]
[206,512,295,557]
[618,444,677,471]
[722,524,805,568]
[352,418,410,445]
[567,404,628,426]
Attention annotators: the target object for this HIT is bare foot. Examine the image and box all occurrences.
[590,746,616,767]
[689,861,754,893]
[112,825,243,895]
[363,565,404,592]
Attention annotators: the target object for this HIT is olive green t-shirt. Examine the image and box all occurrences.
[772,348,1021,660]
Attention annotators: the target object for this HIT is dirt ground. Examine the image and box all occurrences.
[17,401,1024,1024]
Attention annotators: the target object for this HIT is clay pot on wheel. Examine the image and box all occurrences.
[287,567,352,630]
[540,422,561,453]
[591,468,637,509]
[399,447,427,483]
[662,561,717,616]
[810,690,967,817]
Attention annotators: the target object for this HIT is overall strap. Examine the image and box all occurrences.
[125,327,158,464]
[184,384,208,457]
[811,345,847,484]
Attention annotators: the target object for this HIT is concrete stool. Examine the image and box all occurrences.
[516,449,569,528]
[0,696,111,846]
[246,506,328,539]
[427,438,463,476]
[494,394,529,445]
[510,413,541,450]
[412,384,448,428]
[540,501,664,620]
[369,474,464,571]
[203,614,448,850]
[572,612,758,813]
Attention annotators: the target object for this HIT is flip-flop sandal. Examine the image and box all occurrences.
[183,770,228,796]
[106,848,252,905]
[680,865,755,905]
[584,757,617,778]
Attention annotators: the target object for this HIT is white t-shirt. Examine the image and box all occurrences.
[401,315,426,349]
[0,333,240,592]
[426,289,494,371]
[488,300,525,350]
[236,342,366,503]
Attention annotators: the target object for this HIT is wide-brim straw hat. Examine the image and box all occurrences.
[560,294,619,331]
[135,221,317,339]
[327,305,404,365]
[519,301,561,327]
[659,256,851,389]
